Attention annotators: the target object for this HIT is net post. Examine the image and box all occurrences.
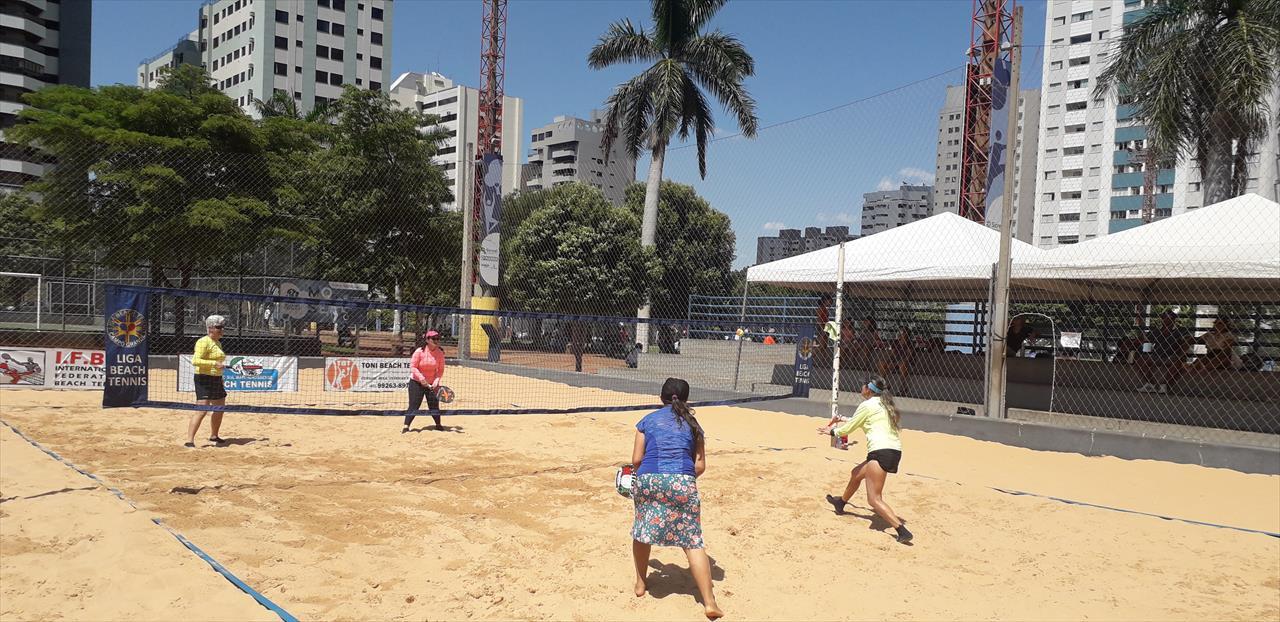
[732,274,749,391]
[830,241,846,419]
[458,142,476,361]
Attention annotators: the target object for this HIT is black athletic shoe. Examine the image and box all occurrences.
[183,442,196,448]
[895,525,913,544]
[825,494,847,515]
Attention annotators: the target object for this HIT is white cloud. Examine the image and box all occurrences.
[761,221,787,231]
[816,212,856,225]
[874,167,936,192]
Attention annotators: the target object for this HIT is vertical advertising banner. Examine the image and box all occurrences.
[792,325,817,398]
[984,57,1013,224]
[477,153,503,289]
[103,287,149,407]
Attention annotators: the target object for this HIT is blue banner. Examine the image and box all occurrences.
[792,324,817,397]
[984,57,1012,221]
[103,287,149,407]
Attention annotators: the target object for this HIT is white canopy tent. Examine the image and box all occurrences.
[1015,194,1280,302]
[746,211,1042,300]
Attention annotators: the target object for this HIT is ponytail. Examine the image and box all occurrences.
[867,374,900,431]
[660,377,702,447]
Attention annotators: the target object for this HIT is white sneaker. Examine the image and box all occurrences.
[1157,384,1168,394]
[1137,383,1155,393]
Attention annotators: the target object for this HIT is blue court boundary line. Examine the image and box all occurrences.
[0,419,300,622]
[106,284,815,330]
[126,393,793,417]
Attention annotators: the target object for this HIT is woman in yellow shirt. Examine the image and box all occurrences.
[820,374,913,543]
[186,315,228,448]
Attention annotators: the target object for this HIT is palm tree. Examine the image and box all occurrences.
[253,90,334,123]
[1096,0,1280,206]
[589,0,758,344]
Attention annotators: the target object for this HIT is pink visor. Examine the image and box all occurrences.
[425,330,441,339]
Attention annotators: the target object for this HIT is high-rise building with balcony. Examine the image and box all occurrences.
[520,111,636,205]
[1,0,92,191]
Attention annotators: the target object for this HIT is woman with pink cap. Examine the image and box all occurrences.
[403,329,446,432]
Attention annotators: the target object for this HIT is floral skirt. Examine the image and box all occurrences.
[631,473,704,549]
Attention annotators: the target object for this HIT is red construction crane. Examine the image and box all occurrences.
[958,0,1014,223]
[473,0,508,292]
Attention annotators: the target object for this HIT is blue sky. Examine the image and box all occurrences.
[93,0,1046,268]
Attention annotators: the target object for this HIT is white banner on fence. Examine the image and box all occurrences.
[0,348,105,389]
[323,357,411,392]
[0,348,47,387]
[178,354,299,392]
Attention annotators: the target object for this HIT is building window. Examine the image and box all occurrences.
[295,65,302,73]
[372,6,384,20]
[274,36,287,49]
[332,23,345,36]
[1050,61,1063,70]
[1071,11,1092,22]
[372,31,383,45]
[1069,33,1091,44]
[1059,213,1080,222]
[1068,56,1090,67]
[294,91,302,99]
[316,70,328,83]
[330,49,344,61]
[1053,16,1065,25]
[329,73,342,86]
[334,0,346,9]
[370,81,382,91]
[1065,101,1087,111]
[356,78,362,85]
[275,9,287,23]
[370,56,382,69]
[1058,235,1079,245]
[317,44,330,58]
[274,62,287,75]
[317,19,330,33]
[318,0,329,6]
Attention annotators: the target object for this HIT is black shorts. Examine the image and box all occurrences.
[193,374,227,401]
[866,449,902,474]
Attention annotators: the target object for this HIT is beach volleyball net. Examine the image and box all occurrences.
[99,284,800,416]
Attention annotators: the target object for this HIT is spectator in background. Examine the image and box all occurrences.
[879,326,913,395]
[1006,317,1039,358]
[839,317,856,369]
[816,295,832,361]
[855,317,884,370]
[1196,318,1242,371]
[1137,310,1193,394]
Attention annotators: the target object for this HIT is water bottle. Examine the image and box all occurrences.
[1264,359,1275,373]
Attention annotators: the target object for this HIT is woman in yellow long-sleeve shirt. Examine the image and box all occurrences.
[820,374,913,543]
[186,315,228,448]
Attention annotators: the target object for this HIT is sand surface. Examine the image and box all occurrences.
[0,419,275,621]
[1,379,1278,621]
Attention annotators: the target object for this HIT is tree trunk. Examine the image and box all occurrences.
[1200,133,1235,206]
[635,141,666,352]
[1230,138,1251,199]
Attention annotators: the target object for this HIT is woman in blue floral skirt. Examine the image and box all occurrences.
[629,377,722,620]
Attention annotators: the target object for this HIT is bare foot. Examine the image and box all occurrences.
[634,576,647,597]
[705,602,724,620]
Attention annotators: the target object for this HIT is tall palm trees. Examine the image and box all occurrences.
[589,0,758,345]
[1096,0,1280,206]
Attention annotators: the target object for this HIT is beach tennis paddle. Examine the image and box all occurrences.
[435,385,455,404]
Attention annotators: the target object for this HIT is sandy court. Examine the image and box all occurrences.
[1,379,1278,621]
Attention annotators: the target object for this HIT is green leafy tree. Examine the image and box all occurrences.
[507,183,654,314]
[301,86,458,306]
[623,181,734,351]
[0,194,60,309]
[1096,0,1280,205]
[9,65,281,335]
[505,183,656,369]
[589,0,758,341]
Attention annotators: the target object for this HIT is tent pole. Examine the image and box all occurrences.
[732,276,749,391]
[830,241,847,418]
